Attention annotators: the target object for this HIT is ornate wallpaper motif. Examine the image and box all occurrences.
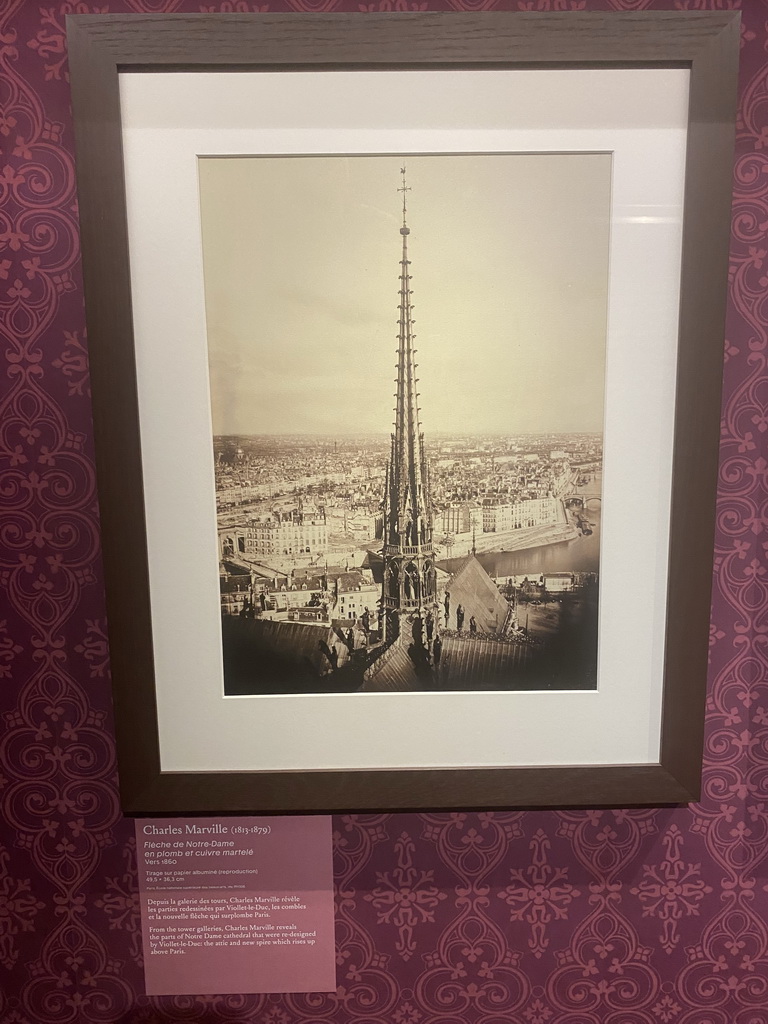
[0,1,766,1021]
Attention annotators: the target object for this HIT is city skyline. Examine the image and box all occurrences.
[213,429,602,437]
[198,154,611,437]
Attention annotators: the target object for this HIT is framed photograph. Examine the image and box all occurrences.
[67,12,739,813]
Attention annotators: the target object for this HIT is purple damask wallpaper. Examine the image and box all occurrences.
[1,2,767,1022]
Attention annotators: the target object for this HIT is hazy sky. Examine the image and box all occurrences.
[198,154,610,436]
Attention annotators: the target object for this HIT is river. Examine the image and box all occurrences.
[439,474,602,579]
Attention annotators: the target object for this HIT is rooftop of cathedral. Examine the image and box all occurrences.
[221,616,356,696]
[360,632,534,693]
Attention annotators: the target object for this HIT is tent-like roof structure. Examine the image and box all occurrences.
[445,554,511,634]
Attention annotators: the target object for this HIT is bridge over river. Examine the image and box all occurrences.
[564,493,602,510]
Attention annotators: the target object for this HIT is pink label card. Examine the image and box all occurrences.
[135,815,336,995]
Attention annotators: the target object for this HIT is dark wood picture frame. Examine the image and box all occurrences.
[67,11,739,814]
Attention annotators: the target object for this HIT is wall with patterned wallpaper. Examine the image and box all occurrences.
[0,1,766,1022]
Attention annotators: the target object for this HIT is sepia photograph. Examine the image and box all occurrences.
[199,154,610,697]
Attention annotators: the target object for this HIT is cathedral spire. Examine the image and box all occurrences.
[381,167,437,630]
[389,165,428,551]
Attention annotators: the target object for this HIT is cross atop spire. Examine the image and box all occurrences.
[397,165,411,232]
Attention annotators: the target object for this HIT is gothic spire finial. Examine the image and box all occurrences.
[397,165,411,234]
